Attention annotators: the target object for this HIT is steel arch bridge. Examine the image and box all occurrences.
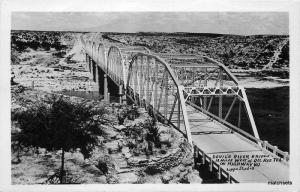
[81,35,289,183]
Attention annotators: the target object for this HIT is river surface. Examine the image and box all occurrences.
[199,86,289,183]
[246,86,289,152]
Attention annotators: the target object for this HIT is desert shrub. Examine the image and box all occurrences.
[43,169,80,184]
[159,149,167,154]
[117,105,139,124]
[124,117,163,156]
[96,158,109,175]
[12,94,106,183]
[117,108,127,125]
[123,124,144,141]
[178,177,190,184]
[144,118,161,148]
[52,51,66,58]
[144,165,162,175]
[127,105,139,120]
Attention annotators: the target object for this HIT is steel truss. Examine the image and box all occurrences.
[80,35,289,161]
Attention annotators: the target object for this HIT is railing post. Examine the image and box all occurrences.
[202,153,206,164]
[228,174,231,183]
[262,140,268,149]
[209,159,213,172]
[284,152,289,161]
[273,146,278,154]
[218,166,222,180]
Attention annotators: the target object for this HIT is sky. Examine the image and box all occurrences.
[11,12,289,35]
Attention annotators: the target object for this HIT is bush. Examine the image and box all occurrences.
[12,94,106,183]
[144,165,162,175]
[117,105,139,124]
[52,51,66,58]
[96,158,109,175]
[144,118,161,148]
[123,117,162,156]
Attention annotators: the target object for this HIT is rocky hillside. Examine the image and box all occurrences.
[105,32,289,70]
[11,86,201,184]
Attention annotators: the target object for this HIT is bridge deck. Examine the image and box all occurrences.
[169,103,289,183]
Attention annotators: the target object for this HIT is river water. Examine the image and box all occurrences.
[246,86,289,152]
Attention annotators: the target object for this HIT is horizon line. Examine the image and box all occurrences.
[11,29,289,36]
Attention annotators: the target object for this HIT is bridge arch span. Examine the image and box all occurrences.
[126,52,193,145]
[92,42,97,60]
[107,46,126,86]
[96,43,106,70]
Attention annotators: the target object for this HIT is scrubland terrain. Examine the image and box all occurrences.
[11,31,95,92]
[10,30,289,184]
[11,31,200,184]
[104,32,289,87]
[105,32,289,69]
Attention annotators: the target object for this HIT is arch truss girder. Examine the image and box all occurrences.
[178,63,261,144]
[107,46,126,86]
[126,53,193,145]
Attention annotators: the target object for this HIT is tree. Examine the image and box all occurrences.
[12,95,106,183]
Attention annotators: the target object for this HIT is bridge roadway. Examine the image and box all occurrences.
[81,36,289,183]
[167,99,289,183]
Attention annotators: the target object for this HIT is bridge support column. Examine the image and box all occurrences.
[88,57,92,72]
[122,92,127,105]
[103,74,109,103]
[95,65,99,98]
[92,61,97,82]
[118,85,124,104]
